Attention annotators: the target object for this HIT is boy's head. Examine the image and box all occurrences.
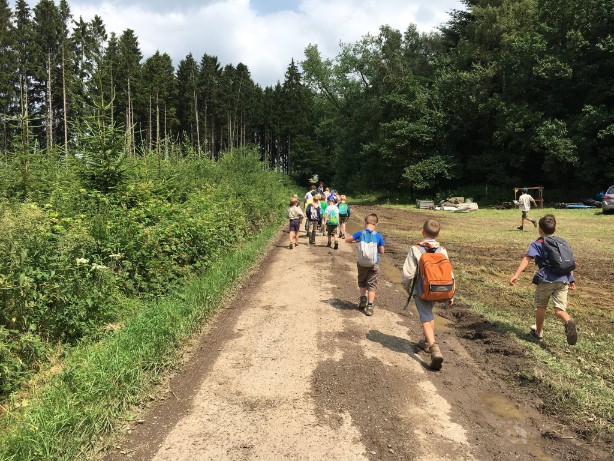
[522,188,528,194]
[364,213,378,228]
[310,185,316,191]
[328,198,335,204]
[422,218,440,238]
[538,214,556,235]
[292,194,298,199]
[290,198,298,206]
[340,194,346,202]
[313,194,320,202]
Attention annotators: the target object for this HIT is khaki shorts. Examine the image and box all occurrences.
[357,263,379,292]
[534,282,568,310]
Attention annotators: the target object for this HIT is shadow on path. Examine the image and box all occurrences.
[366,329,432,371]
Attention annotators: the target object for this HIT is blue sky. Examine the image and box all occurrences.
[10,0,463,86]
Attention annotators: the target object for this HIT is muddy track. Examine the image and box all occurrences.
[105,207,609,461]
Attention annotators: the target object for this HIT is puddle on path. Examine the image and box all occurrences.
[479,392,554,461]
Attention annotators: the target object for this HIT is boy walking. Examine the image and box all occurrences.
[401,218,454,371]
[286,198,304,249]
[305,195,321,244]
[338,195,351,239]
[324,197,340,249]
[517,188,537,230]
[509,214,578,345]
[346,214,385,316]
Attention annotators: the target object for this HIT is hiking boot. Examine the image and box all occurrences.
[358,296,368,309]
[517,226,524,231]
[288,242,293,249]
[429,343,444,370]
[365,304,374,316]
[529,325,544,342]
[565,319,577,345]
[334,241,339,250]
[416,339,429,353]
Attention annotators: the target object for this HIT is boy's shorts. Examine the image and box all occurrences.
[413,294,435,322]
[357,264,379,292]
[340,215,349,224]
[534,282,568,310]
[289,219,301,232]
[327,224,338,236]
[522,211,529,218]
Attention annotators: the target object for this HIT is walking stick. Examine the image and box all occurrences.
[403,278,416,310]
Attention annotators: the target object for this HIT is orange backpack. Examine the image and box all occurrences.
[417,244,455,302]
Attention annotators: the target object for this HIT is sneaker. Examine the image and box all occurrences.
[429,343,444,370]
[358,296,368,309]
[365,304,374,316]
[529,325,544,342]
[565,319,577,345]
[517,226,524,231]
[334,241,339,250]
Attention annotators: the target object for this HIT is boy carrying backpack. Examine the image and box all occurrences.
[346,213,385,316]
[401,219,454,370]
[509,214,577,345]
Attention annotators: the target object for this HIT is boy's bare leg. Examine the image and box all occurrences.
[535,306,547,335]
[367,290,376,303]
[422,320,436,346]
[554,307,571,323]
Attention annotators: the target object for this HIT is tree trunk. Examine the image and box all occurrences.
[62,44,68,153]
[47,52,53,150]
[156,91,160,157]
[194,88,200,156]
[148,93,152,151]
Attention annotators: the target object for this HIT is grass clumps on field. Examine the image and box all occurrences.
[373,205,613,443]
[439,208,613,442]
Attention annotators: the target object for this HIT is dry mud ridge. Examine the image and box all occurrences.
[106,208,610,461]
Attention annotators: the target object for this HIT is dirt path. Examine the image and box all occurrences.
[106,210,605,461]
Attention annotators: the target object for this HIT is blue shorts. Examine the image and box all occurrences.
[413,294,434,322]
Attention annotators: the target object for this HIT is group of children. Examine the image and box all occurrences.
[287,188,578,371]
[286,185,351,249]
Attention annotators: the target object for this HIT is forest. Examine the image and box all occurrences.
[0,0,612,201]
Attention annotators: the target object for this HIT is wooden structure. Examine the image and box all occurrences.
[514,186,544,209]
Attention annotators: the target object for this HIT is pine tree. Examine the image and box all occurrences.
[176,53,200,153]
[116,29,142,156]
[13,0,35,153]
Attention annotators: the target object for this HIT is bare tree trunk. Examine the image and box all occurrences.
[164,102,169,161]
[156,91,160,157]
[127,78,132,156]
[194,88,200,156]
[62,44,68,153]
[47,53,53,150]
[148,93,152,151]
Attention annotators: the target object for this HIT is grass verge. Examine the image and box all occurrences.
[0,222,281,461]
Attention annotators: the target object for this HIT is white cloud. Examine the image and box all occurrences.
[19,0,464,86]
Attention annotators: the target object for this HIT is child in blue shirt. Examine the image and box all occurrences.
[509,214,577,345]
[345,213,385,316]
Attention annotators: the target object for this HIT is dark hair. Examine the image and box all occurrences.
[539,214,556,235]
[365,213,378,225]
[423,218,440,238]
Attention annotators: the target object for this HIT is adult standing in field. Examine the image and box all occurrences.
[517,188,537,231]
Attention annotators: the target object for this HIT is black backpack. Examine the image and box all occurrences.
[539,236,576,275]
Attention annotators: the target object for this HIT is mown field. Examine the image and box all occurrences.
[355,202,613,444]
